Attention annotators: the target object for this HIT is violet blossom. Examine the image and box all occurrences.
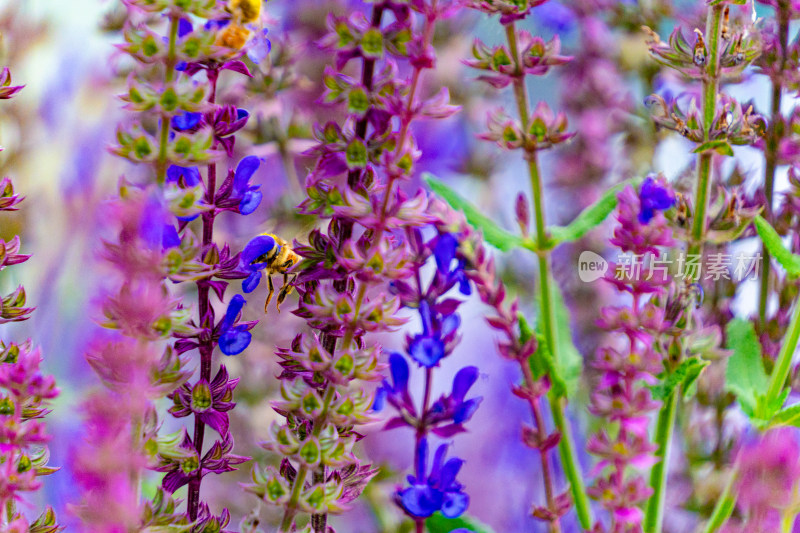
[587,176,675,532]
[243,1,463,531]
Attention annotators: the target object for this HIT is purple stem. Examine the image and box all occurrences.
[413,367,433,533]
[187,68,220,521]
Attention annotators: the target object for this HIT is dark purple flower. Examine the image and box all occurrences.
[209,106,250,157]
[638,175,676,224]
[398,438,470,519]
[168,365,239,436]
[218,295,251,356]
[239,234,276,293]
[158,432,248,493]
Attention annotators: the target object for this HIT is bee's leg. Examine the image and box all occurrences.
[265,275,275,313]
[276,274,297,312]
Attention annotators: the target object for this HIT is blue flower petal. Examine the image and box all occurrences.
[167,165,202,187]
[177,18,193,38]
[236,108,250,121]
[162,225,181,249]
[453,397,482,424]
[372,386,387,412]
[429,444,448,483]
[242,270,262,293]
[441,491,469,519]
[205,18,230,31]
[233,155,261,193]
[538,2,575,33]
[452,366,479,402]
[454,265,471,296]
[241,235,276,266]
[219,326,251,356]
[638,207,656,224]
[638,176,675,224]
[409,335,445,368]
[171,112,202,131]
[246,29,272,64]
[389,352,410,391]
[441,313,460,337]
[220,294,246,332]
[438,458,464,490]
[239,189,262,215]
[140,194,167,249]
[434,233,458,274]
[419,300,433,336]
[400,485,443,518]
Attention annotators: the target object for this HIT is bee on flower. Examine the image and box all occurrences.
[239,233,300,313]
[215,0,268,57]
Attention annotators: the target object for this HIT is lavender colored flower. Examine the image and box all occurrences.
[728,428,800,531]
[0,69,61,530]
[244,2,465,530]
[587,178,676,532]
[97,1,265,525]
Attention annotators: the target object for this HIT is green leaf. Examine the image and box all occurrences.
[769,403,800,428]
[533,281,583,398]
[426,513,494,533]
[549,178,642,245]
[725,318,768,418]
[650,357,709,401]
[424,173,527,252]
[692,139,734,156]
[753,215,800,276]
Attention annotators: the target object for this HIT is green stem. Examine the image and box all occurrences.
[550,395,592,527]
[279,385,337,532]
[766,302,800,406]
[703,467,736,533]
[646,6,724,532]
[644,389,678,533]
[505,23,592,530]
[156,14,180,184]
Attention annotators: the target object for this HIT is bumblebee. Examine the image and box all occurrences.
[226,0,262,24]
[216,0,262,51]
[250,233,300,313]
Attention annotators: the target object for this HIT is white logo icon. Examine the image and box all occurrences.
[578,251,608,283]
